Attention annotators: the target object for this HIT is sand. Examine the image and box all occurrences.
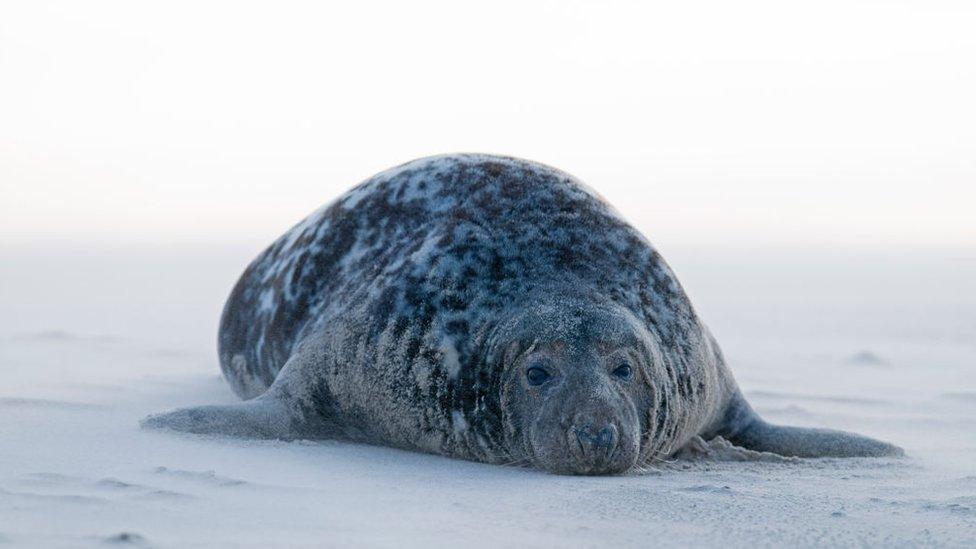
[1,245,973,547]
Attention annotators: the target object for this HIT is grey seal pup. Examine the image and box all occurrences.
[143,153,902,475]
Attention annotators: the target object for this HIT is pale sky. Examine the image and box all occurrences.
[2,0,974,250]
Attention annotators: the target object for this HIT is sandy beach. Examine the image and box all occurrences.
[1,245,973,547]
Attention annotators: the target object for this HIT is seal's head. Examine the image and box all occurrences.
[494,298,659,475]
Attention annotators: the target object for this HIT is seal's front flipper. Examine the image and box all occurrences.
[141,396,299,439]
[726,418,903,458]
[143,344,341,440]
[718,396,903,458]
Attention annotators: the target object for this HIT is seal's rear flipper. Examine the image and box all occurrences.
[718,396,903,458]
[141,396,298,440]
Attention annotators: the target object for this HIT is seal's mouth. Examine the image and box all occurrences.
[529,421,640,475]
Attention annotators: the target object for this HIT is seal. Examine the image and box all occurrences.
[143,153,902,474]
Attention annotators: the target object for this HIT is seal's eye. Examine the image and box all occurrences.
[525,366,552,386]
[612,363,633,380]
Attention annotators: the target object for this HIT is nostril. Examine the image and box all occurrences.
[575,424,618,451]
[575,427,594,448]
[597,424,617,448]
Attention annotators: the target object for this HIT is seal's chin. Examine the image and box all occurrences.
[530,428,640,476]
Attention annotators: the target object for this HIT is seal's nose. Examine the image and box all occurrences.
[574,423,618,460]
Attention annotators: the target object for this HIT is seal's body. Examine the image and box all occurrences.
[145,154,901,474]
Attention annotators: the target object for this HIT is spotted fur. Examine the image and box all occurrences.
[145,154,902,471]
